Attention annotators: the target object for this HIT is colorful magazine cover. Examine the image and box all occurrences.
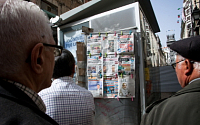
[103,76,118,98]
[118,55,135,75]
[88,77,103,98]
[117,33,134,53]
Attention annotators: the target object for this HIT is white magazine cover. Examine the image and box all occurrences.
[118,75,135,98]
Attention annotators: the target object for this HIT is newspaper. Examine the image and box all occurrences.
[87,35,101,43]
[118,75,135,98]
[118,55,135,75]
[88,77,103,98]
[86,33,136,98]
[103,55,118,76]
[87,55,102,76]
[103,76,118,98]
[117,33,134,53]
[87,35,102,55]
[102,34,118,55]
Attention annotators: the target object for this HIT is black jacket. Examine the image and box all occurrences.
[0,79,59,125]
[141,78,200,125]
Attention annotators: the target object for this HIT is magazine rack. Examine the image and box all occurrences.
[86,31,135,98]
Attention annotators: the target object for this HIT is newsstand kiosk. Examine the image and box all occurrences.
[56,1,159,125]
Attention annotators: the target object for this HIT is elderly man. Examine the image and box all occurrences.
[0,0,62,124]
[140,36,200,125]
[39,49,95,125]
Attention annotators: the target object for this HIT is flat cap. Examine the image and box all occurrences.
[170,36,200,61]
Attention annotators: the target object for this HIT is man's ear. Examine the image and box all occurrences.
[185,59,193,76]
[30,43,44,74]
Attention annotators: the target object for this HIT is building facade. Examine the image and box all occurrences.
[29,0,91,18]
[181,0,200,38]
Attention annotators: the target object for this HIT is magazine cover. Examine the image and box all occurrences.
[118,75,135,98]
[117,33,134,54]
[103,55,118,76]
[118,55,135,75]
[103,76,118,98]
[88,77,103,98]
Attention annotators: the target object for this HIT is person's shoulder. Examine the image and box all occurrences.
[38,86,54,96]
[0,96,58,125]
[145,98,168,113]
[74,84,92,93]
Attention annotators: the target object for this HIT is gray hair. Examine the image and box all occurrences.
[176,54,200,71]
[0,0,52,75]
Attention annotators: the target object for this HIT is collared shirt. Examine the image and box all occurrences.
[189,77,200,85]
[3,79,46,112]
[39,76,95,125]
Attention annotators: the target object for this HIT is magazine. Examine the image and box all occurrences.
[118,75,135,98]
[118,55,135,75]
[103,76,118,98]
[117,33,134,53]
[88,77,103,98]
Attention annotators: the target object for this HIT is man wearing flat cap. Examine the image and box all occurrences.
[140,36,200,125]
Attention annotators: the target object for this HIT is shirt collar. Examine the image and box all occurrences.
[189,77,200,85]
[3,79,46,112]
[52,76,74,84]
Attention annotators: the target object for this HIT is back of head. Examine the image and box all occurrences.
[0,0,52,76]
[53,49,75,79]
[170,36,200,83]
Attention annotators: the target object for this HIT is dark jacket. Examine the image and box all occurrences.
[141,79,200,125]
[0,79,59,125]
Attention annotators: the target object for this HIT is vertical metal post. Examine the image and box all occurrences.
[135,33,146,116]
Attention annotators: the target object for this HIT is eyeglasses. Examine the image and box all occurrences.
[25,43,63,63]
[171,59,185,69]
[43,43,63,57]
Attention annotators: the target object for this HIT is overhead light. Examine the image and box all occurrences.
[50,16,62,26]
